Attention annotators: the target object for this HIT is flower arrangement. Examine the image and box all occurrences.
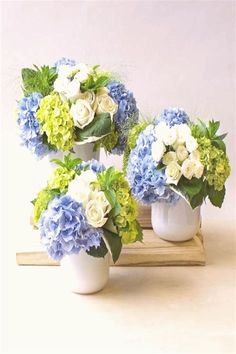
[126,108,230,209]
[32,155,142,262]
[17,58,139,158]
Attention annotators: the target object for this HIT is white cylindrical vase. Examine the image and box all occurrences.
[151,197,201,242]
[48,143,100,169]
[61,251,110,294]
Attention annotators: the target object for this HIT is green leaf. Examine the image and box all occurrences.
[156,163,165,171]
[217,133,227,140]
[80,70,112,92]
[22,68,36,90]
[86,238,108,258]
[75,113,112,142]
[212,139,226,153]
[93,76,110,90]
[173,177,206,209]
[22,65,57,96]
[97,167,122,196]
[134,220,143,242]
[189,192,205,209]
[104,189,117,208]
[50,158,66,168]
[111,202,122,217]
[92,64,100,71]
[68,158,82,169]
[50,154,82,170]
[208,120,220,138]
[80,75,95,92]
[179,177,203,198]
[104,217,118,234]
[207,185,225,208]
[198,119,208,136]
[103,228,122,263]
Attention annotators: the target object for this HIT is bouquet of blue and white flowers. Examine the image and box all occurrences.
[17,58,139,158]
[125,108,230,209]
[32,155,142,262]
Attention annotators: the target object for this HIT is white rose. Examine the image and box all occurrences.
[67,170,97,206]
[155,122,177,145]
[154,122,168,139]
[89,190,111,214]
[67,179,90,206]
[74,63,91,82]
[176,124,191,144]
[194,161,204,179]
[54,76,70,94]
[151,140,166,162]
[162,126,177,146]
[95,94,118,116]
[57,65,74,78]
[70,99,95,129]
[78,90,96,107]
[80,170,98,185]
[85,200,107,228]
[162,151,177,165]
[165,161,182,185]
[185,136,198,153]
[190,149,200,161]
[176,145,189,162]
[181,158,196,180]
[64,79,81,101]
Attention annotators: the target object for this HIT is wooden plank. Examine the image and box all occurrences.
[16,230,205,267]
[137,205,151,228]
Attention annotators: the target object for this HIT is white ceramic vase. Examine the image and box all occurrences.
[61,251,110,294]
[151,197,201,242]
[48,143,100,169]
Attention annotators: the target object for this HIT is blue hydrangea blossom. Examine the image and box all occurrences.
[127,125,180,204]
[39,195,103,260]
[154,107,190,127]
[107,81,139,154]
[78,159,106,174]
[54,57,77,72]
[17,93,49,158]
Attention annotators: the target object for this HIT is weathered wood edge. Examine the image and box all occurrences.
[16,231,206,267]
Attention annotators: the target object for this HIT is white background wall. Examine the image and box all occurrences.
[1,1,235,251]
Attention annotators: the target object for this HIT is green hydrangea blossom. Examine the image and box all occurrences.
[90,166,142,244]
[94,129,119,153]
[198,137,230,191]
[33,188,57,224]
[123,122,148,172]
[48,167,75,192]
[36,93,75,151]
[120,221,140,244]
[114,215,127,228]
[113,176,139,244]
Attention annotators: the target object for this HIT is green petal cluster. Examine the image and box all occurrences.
[94,129,119,153]
[123,122,148,172]
[113,177,140,244]
[36,93,75,151]
[33,188,56,224]
[198,137,230,191]
[33,166,75,224]
[48,167,75,192]
[120,221,141,244]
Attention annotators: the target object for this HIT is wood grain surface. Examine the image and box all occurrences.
[16,231,205,266]
[17,205,205,266]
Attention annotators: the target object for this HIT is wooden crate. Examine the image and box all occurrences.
[16,206,205,266]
